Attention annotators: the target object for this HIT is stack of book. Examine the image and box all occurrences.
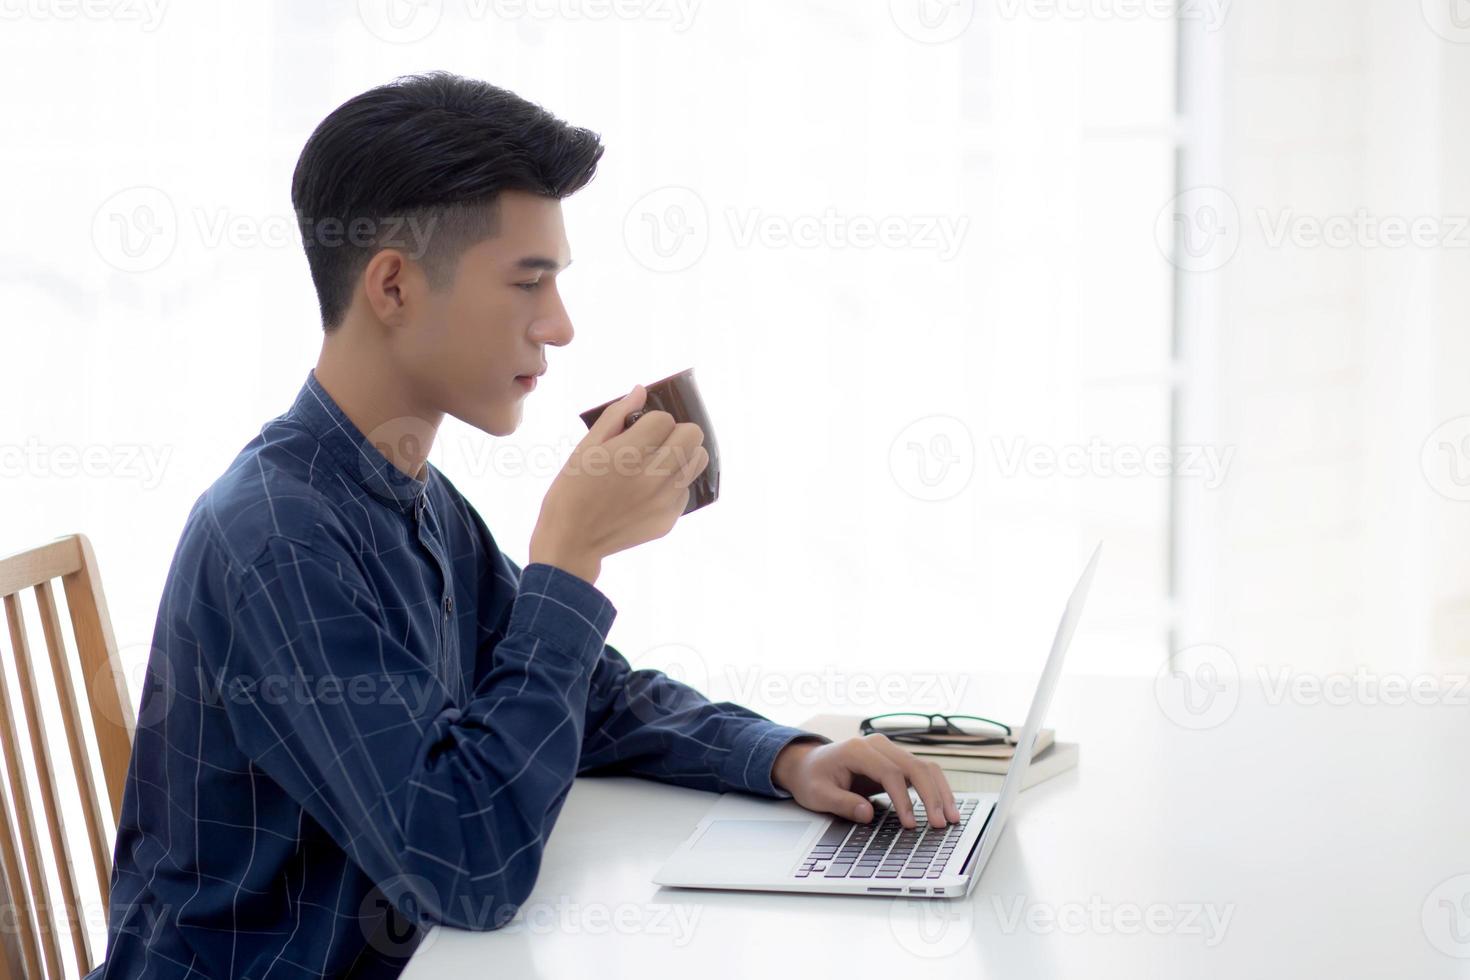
[794,713,1078,793]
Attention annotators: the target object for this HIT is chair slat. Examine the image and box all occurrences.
[0,534,136,978]
[60,536,134,826]
[0,784,39,980]
[36,581,115,906]
[8,592,94,975]
[0,599,54,980]
[0,867,28,979]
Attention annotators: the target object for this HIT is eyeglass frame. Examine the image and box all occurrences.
[858,712,1015,746]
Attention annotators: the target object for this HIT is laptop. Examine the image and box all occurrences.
[652,543,1101,899]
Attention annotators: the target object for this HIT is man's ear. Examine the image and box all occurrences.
[361,249,416,327]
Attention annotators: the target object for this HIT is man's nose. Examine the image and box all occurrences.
[531,297,574,347]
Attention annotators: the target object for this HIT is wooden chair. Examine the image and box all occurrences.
[0,534,136,979]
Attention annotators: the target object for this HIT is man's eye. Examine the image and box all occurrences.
[516,280,541,292]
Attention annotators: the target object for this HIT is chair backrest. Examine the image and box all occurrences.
[0,534,135,979]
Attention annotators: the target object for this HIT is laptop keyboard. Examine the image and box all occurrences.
[794,797,980,880]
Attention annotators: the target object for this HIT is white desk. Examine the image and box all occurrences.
[402,674,1470,978]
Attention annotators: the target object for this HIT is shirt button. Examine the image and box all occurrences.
[444,595,454,616]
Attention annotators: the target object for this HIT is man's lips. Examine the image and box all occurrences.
[514,374,538,391]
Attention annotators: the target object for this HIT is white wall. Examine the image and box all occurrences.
[1188,0,1470,672]
[2,1,1180,736]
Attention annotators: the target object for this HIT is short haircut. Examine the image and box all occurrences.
[290,71,604,331]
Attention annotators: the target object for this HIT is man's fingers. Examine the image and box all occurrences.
[620,410,678,455]
[817,785,877,824]
[858,739,918,828]
[868,736,957,828]
[587,385,647,444]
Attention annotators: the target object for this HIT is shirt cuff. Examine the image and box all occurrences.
[722,724,833,799]
[507,562,617,663]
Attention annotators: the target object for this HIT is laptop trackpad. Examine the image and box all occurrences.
[693,819,811,852]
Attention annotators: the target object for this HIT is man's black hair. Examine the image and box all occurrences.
[291,71,604,331]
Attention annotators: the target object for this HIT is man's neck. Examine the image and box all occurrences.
[313,336,443,482]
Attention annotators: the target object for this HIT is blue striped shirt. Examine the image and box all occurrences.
[92,370,823,979]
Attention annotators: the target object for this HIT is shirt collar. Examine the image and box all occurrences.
[286,369,431,515]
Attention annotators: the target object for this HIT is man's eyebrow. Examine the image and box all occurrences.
[515,255,572,272]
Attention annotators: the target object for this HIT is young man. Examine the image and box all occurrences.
[93,72,959,978]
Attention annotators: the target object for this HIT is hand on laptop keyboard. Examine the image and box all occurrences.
[771,733,962,829]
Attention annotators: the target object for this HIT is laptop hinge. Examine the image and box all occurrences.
[958,802,997,877]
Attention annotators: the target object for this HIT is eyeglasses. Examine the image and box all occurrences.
[858,712,1014,747]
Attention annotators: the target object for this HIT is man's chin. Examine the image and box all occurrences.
[462,400,522,438]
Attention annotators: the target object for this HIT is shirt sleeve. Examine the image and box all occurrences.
[578,643,833,799]
[494,555,834,800]
[215,532,616,933]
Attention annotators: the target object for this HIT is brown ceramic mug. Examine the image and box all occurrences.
[579,367,720,516]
